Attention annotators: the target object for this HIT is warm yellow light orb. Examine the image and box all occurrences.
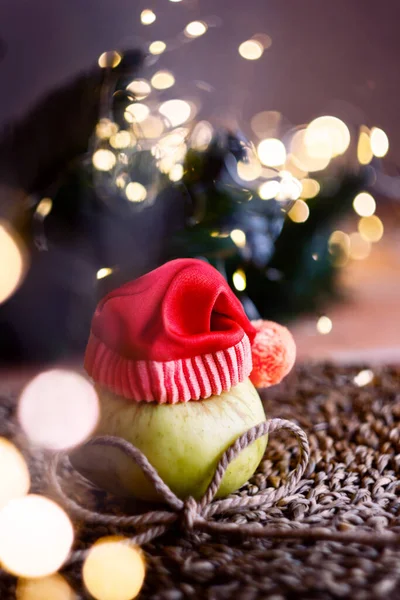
[357,129,373,165]
[97,267,113,279]
[288,199,310,223]
[0,495,74,578]
[230,229,246,248]
[140,115,165,139]
[306,116,350,157]
[96,119,118,140]
[169,164,184,182]
[0,221,27,305]
[257,138,286,167]
[238,40,263,60]
[370,127,389,158]
[0,438,30,511]
[125,103,150,124]
[149,41,166,55]
[92,149,116,171]
[353,192,376,217]
[109,131,132,149]
[185,21,207,37]
[328,230,350,254]
[159,99,191,127]
[349,232,371,260]
[82,536,145,600]
[36,198,53,218]
[190,121,213,150]
[151,71,175,90]
[258,180,280,200]
[353,369,374,387]
[140,9,156,25]
[232,269,246,291]
[126,79,151,100]
[250,111,281,138]
[358,215,384,242]
[290,129,331,172]
[317,316,332,335]
[98,51,122,69]
[16,574,76,600]
[301,178,320,199]
[277,173,302,201]
[18,369,99,451]
[126,182,147,203]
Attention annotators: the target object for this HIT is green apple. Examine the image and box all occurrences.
[70,378,267,502]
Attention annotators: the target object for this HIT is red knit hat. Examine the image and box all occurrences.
[85,259,296,403]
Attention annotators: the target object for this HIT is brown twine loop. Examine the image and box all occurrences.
[48,417,400,566]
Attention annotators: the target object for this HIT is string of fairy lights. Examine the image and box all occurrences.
[0,2,395,598]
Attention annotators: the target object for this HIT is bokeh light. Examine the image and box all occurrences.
[126,182,147,202]
[0,438,30,511]
[349,232,371,260]
[252,33,272,50]
[0,495,74,578]
[370,127,389,158]
[18,369,99,451]
[257,138,286,167]
[317,316,332,335]
[98,51,122,69]
[82,536,145,600]
[96,119,118,140]
[301,178,320,199]
[357,128,373,165]
[97,267,113,279]
[353,192,376,217]
[16,574,76,600]
[126,79,151,100]
[0,221,27,305]
[125,103,150,123]
[92,149,116,171]
[139,115,165,139]
[358,215,384,242]
[238,40,263,60]
[159,100,191,127]
[277,172,302,201]
[169,164,184,182]
[190,121,213,150]
[353,369,374,387]
[232,269,246,291]
[149,41,166,55]
[290,128,332,172]
[140,9,156,25]
[35,198,53,218]
[230,229,246,248]
[259,180,280,200]
[109,131,133,149]
[288,199,309,223]
[328,230,350,266]
[306,116,350,157]
[184,21,208,38]
[151,71,175,90]
[251,111,281,139]
[328,230,350,254]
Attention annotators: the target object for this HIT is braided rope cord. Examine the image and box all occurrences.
[46,418,400,567]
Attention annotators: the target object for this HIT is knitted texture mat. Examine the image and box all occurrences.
[1,363,399,599]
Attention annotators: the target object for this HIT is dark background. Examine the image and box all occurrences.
[0,0,399,161]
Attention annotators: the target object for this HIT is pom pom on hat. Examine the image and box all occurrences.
[249,320,296,388]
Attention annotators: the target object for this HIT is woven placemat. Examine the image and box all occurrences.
[1,363,400,599]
